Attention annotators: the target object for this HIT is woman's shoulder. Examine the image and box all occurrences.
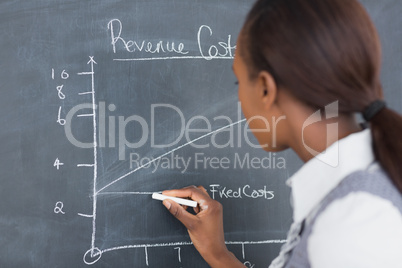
[311,163,402,234]
[325,163,402,211]
[305,164,402,267]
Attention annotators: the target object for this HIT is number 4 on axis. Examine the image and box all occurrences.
[54,158,64,170]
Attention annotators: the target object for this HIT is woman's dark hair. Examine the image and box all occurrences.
[241,0,402,192]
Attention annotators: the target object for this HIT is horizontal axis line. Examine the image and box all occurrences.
[96,239,286,255]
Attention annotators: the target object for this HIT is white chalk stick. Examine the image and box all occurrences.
[152,193,197,208]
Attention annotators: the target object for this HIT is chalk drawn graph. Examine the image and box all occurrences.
[73,56,286,266]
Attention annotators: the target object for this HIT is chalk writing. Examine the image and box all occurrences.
[53,158,64,170]
[54,201,65,214]
[174,247,182,263]
[108,19,188,55]
[209,184,275,200]
[61,70,69,79]
[51,68,69,80]
[83,247,102,265]
[55,53,287,266]
[108,19,236,61]
[145,246,149,266]
[56,85,65,99]
[57,106,66,125]
[244,261,255,268]
[197,25,236,60]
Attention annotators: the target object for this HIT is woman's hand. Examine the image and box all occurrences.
[162,186,245,268]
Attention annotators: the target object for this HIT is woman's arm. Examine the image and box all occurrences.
[162,186,245,268]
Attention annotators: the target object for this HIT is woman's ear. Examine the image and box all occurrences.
[258,70,278,110]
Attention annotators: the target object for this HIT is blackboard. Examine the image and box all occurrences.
[0,0,401,267]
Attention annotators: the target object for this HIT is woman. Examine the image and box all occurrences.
[162,0,402,267]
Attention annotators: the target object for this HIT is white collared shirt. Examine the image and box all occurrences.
[286,129,402,267]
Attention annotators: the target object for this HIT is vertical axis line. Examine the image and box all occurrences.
[89,57,98,256]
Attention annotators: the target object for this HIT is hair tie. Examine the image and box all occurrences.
[362,100,386,121]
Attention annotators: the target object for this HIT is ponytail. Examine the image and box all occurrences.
[370,108,402,193]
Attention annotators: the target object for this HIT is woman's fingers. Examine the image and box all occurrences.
[163,185,213,214]
[197,185,208,194]
[193,206,200,214]
[163,199,199,231]
[162,185,211,203]
[161,185,240,266]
